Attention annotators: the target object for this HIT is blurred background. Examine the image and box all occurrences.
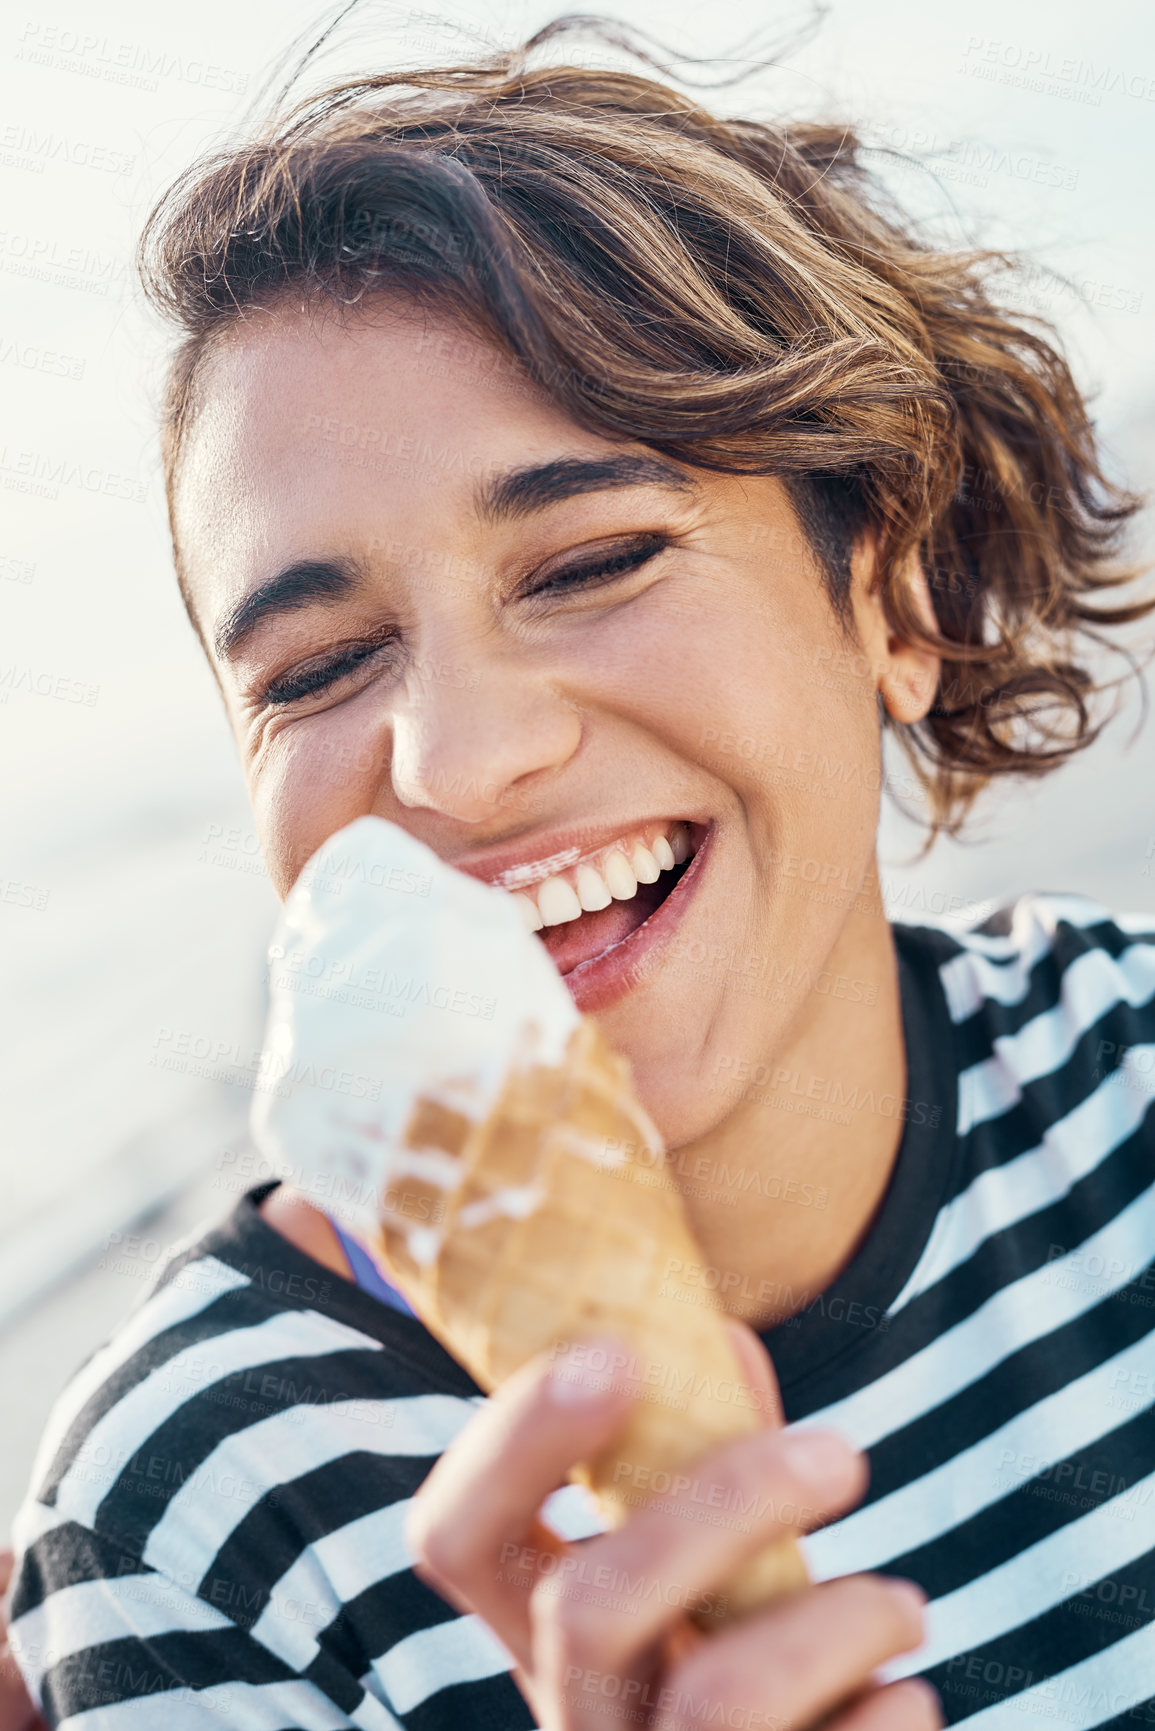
[2,0,1154,1533]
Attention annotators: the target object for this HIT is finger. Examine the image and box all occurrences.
[413,1510,568,1624]
[0,1550,13,1597]
[530,1425,866,1683]
[666,1574,928,1731]
[406,1338,637,1653]
[0,1640,46,1731]
[829,1675,943,1731]
[721,1321,785,1429]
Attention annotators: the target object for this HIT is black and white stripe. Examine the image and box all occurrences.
[789,898,1155,1727]
[9,894,1155,1727]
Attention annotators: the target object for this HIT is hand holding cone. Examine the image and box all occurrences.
[368,1013,809,1628]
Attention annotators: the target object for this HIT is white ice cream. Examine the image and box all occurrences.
[249,815,581,1250]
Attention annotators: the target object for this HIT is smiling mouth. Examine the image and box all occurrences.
[500,820,702,977]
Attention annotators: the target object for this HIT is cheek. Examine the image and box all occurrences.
[668,598,880,801]
[245,707,392,896]
[569,581,882,840]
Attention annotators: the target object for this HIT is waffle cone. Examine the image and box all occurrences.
[371,1014,807,1628]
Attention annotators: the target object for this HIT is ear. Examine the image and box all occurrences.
[850,537,941,725]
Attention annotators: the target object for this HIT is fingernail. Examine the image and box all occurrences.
[547,1337,632,1407]
[777,1428,861,1493]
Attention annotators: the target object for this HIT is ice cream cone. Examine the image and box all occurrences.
[369,1013,809,1629]
[251,815,810,1630]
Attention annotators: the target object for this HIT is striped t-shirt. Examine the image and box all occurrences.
[10,893,1155,1729]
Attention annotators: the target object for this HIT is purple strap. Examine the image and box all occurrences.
[329,1217,418,1318]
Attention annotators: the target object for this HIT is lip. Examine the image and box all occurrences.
[451,814,703,892]
[555,821,715,1013]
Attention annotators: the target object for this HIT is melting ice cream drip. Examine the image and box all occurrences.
[456,1185,547,1232]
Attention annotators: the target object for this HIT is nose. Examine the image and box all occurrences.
[389,650,582,823]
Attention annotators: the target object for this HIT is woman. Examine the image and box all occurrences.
[7,17,1155,1730]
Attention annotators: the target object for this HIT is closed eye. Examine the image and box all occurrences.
[525,532,669,599]
[261,633,400,705]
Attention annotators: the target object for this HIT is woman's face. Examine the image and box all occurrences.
[174,301,931,1144]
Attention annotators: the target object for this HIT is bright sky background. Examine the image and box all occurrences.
[2,0,1154,1288]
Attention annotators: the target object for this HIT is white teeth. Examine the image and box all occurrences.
[537,876,583,926]
[603,851,638,901]
[508,825,694,930]
[652,834,676,871]
[575,864,612,912]
[630,842,660,884]
[512,891,544,932]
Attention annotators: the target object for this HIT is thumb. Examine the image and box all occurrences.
[723,1319,786,1428]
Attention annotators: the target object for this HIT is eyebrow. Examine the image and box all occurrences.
[475,453,697,522]
[214,556,361,661]
[212,454,695,660]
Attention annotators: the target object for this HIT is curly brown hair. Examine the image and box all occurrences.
[138,14,1153,835]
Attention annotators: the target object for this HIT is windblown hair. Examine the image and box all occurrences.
[138,14,1152,833]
